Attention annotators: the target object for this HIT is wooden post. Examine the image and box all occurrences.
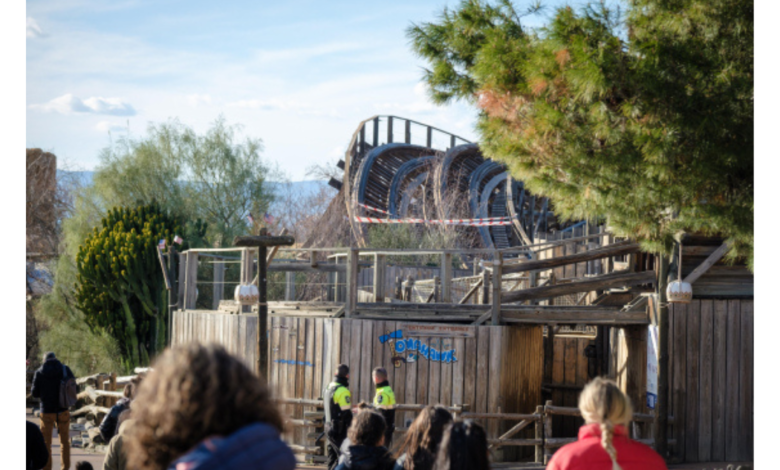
[345,248,359,317]
[528,251,538,306]
[183,252,199,310]
[481,270,490,305]
[441,252,453,303]
[177,250,186,310]
[232,233,296,381]
[395,276,403,301]
[285,272,296,301]
[544,400,553,464]
[212,257,225,310]
[403,275,415,302]
[168,246,178,345]
[311,250,319,269]
[108,372,117,407]
[491,252,503,325]
[335,254,345,302]
[623,325,648,413]
[433,275,440,303]
[654,253,671,458]
[535,405,544,463]
[373,254,386,303]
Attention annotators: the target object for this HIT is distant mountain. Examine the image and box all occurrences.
[57,170,330,199]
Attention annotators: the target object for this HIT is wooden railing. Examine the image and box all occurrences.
[274,398,674,465]
[542,400,675,464]
[177,230,652,327]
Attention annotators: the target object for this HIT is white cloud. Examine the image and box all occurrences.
[95,121,128,133]
[31,94,136,116]
[27,17,45,38]
[187,94,212,107]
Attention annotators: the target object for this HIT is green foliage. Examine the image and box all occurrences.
[93,116,274,246]
[74,202,197,369]
[40,116,274,373]
[408,0,753,267]
[36,256,124,375]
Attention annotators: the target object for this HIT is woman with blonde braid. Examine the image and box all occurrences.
[546,378,666,470]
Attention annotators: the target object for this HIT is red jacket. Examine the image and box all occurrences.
[546,424,667,470]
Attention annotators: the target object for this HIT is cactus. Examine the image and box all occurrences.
[74,202,200,369]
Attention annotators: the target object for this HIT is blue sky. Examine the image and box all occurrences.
[26,0,598,180]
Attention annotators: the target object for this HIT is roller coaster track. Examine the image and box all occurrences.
[338,115,561,249]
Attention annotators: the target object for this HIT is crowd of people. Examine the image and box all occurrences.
[26,344,668,470]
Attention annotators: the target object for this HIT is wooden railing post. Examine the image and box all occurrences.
[345,248,359,317]
[395,276,403,300]
[212,257,225,309]
[491,251,503,325]
[310,250,319,269]
[183,251,199,310]
[285,272,296,301]
[441,252,453,303]
[481,270,490,305]
[373,254,386,303]
[544,400,553,464]
[433,275,440,303]
[535,405,544,464]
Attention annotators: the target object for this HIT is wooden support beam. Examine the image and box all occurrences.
[502,307,647,325]
[212,258,225,310]
[502,270,655,303]
[492,252,503,325]
[683,242,730,284]
[459,277,483,304]
[373,254,386,303]
[441,253,453,303]
[183,252,199,310]
[500,241,640,274]
[481,270,490,305]
[345,248,359,317]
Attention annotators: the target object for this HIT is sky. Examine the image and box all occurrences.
[27,0,594,180]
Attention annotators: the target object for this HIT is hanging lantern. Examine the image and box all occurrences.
[666,280,692,303]
[666,241,692,303]
[234,284,259,305]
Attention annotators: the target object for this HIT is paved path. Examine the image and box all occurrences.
[27,409,105,470]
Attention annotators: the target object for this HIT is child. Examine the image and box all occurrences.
[75,462,93,470]
[335,410,395,470]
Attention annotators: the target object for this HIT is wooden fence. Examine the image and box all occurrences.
[172,311,544,462]
[667,299,753,463]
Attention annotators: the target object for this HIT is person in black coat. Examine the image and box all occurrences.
[335,410,395,470]
[99,378,142,442]
[31,352,75,470]
[27,421,48,470]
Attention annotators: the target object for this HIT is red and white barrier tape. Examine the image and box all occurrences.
[354,216,515,226]
[356,202,514,224]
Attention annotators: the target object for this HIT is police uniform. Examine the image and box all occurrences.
[373,381,396,447]
[324,379,352,470]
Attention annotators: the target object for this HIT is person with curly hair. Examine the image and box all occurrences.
[432,420,490,470]
[546,377,666,470]
[124,343,295,470]
[394,406,453,470]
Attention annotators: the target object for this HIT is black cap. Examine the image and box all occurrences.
[336,364,349,378]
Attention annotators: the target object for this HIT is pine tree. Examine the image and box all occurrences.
[408,0,753,266]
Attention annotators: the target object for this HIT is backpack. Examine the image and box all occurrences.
[59,364,78,409]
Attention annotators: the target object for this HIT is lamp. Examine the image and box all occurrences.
[234,284,260,305]
[666,241,692,303]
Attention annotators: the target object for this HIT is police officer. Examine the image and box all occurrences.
[371,367,396,449]
[324,364,352,470]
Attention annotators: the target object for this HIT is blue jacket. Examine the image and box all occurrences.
[166,422,296,470]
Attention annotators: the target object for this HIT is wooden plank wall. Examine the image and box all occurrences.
[549,336,591,438]
[171,310,544,461]
[668,299,753,463]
